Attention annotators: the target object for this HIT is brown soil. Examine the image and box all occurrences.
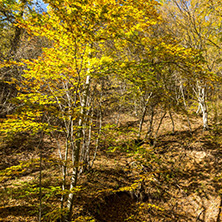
[1,113,222,221]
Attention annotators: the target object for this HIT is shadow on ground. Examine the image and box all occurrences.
[76,127,222,221]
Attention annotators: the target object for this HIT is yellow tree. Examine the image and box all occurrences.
[161,0,221,130]
[0,0,40,118]
[1,0,162,220]
[106,6,207,138]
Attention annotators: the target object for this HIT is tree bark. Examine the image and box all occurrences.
[198,86,209,130]
[193,82,209,130]
[66,75,90,221]
[169,107,175,134]
[137,92,152,139]
[180,82,192,132]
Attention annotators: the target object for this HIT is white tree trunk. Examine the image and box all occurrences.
[66,75,90,221]
[198,86,208,130]
[194,82,209,130]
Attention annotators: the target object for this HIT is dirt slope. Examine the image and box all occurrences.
[1,115,222,221]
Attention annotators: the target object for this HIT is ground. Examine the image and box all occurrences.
[1,112,222,221]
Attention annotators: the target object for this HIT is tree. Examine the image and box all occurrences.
[109,11,207,138]
[0,0,49,118]
[161,0,221,130]
[1,0,163,221]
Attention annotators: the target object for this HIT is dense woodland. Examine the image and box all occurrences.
[1,0,222,221]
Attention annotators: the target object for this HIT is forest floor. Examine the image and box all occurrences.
[1,112,222,221]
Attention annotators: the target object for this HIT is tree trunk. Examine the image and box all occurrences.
[155,109,167,139]
[194,83,209,130]
[145,105,155,140]
[180,82,192,132]
[90,92,103,168]
[137,92,152,139]
[169,107,175,134]
[198,86,209,130]
[66,75,90,221]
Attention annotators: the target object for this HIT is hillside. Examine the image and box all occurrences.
[1,113,222,222]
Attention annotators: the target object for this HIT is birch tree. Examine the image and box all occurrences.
[161,0,221,130]
[1,0,163,221]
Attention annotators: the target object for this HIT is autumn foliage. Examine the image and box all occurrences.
[0,0,221,221]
